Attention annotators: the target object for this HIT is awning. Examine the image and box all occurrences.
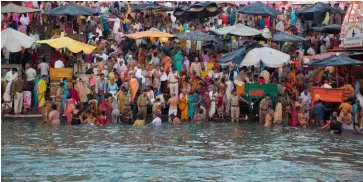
[47,3,99,16]
[304,54,363,67]
[1,28,35,52]
[1,3,41,13]
[272,32,308,42]
[234,1,280,16]
[212,23,271,39]
[311,24,341,34]
[36,37,95,54]
[125,29,174,39]
[173,2,221,20]
[241,47,290,67]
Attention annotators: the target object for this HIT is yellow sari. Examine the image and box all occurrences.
[179,94,188,121]
[37,79,47,108]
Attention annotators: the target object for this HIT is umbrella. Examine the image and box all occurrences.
[304,55,363,67]
[272,32,308,42]
[311,24,341,34]
[47,3,99,16]
[234,1,280,16]
[241,47,290,67]
[132,3,174,12]
[125,28,174,39]
[296,2,344,25]
[36,37,95,54]
[1,28,35,52]
[217,47,247,65]
[1,3,41,13]
[175,30,219,42]
[173,2,221,20]
[213,23,271,39]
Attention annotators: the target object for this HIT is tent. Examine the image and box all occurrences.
[125,28,174,40]
[1,3,41,13]
[212,23,271,39]
[311,24,341,34]
[47,3,99,16]
[240,47,290,67]
[175,30,219,42]
[1,28,35,52]
[304,55,363,67]
[132,3,174,12]
[36,37,95,54]
[272,32,308,42]
[296,2,344,26]
[173,2,221,20]
[234,1,280,16]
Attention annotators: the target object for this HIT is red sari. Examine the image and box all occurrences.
[288,107,299,127]
[99,101,110,118]
[69,88,79,102]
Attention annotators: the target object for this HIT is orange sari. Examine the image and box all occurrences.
[179,94,188,121]
[129,78,139,102]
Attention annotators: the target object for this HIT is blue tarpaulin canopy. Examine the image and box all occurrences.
[311,24,341,34]
[175,30,220,42]
[234,1,280,16]
[296,2,344,26]
[272,32,308,42]
[47,3,99,16]
[304,55,363,67]
[216,47,247,65]
[173,2,221,20]
[132,3,174,12]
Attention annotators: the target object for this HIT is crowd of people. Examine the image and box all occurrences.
[1,1,363,133]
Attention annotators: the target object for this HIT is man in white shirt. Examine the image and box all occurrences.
[149,111,162,126]
[5,68,19,82]
[260,68,270,83]
[168,67,179,97]
[300,89,311,107]
[276,20,285,32]
[54,59,65,68]
[208,68,215,79]
[38,58,49,76]
[25,63,36,90]
[307,44,315,55]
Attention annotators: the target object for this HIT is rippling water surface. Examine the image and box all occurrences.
[2,119,363,181]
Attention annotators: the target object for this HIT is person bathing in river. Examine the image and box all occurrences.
[298,107,308,128]
[169,113,181,125]
[264,109,274,127]
[48,104,60,125]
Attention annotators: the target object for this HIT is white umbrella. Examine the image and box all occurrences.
[1,28,35,52]
[212,23,271,39]
[240,47,290,67]
[1,3,41,13]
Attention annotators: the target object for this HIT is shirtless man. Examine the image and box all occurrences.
[193,109,204,125]
[298,107,308,128]
[167,94,178,122]
[170,114,182,125]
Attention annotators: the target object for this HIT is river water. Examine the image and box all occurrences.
[1,120,363,181]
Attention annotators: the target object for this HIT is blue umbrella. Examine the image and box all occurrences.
[47,3,99,16]
[132,3,173,12]
[272,32,308,42]
[296,2,344,26]
[217,47,246,65]
[311,24,341,34]
[304,55,363,67]
[234,1,280,16]
[174,2,221,20]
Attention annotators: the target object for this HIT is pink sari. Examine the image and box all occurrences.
[65,99,76,123]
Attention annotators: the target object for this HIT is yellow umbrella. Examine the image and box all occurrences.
[36,37,95,54]
[125,30,174,40]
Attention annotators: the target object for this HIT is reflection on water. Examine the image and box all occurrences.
[2,120,363,181]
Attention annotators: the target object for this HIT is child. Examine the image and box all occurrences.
[133,112,145,127]
[84,112,97,125]
[97,110,109,126]
[264,109,274,127]
[298,108,308,128]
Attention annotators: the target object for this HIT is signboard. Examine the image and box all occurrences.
[343,21,363,48]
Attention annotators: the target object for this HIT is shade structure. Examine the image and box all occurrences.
[212,23,271,39]
[241,47,290,67]
[175,30,219,42]
[47,3,99,16]
[234,1,279,16]
[272,32,308,42]
[131,3,174,12]
[296,2,344,25]
[173,2,221,20]
[36,37,95,54]
[304,55,363,67]
[311,24,341,34]
[1,3,41,13]
[125,29,174,40]
[217,47,247,65]
[1,28,35,52]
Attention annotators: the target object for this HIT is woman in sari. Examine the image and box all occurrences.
[36,76,47,108]
[129,75,139,102]
[62,79,70,110]
[188,91,197,120]
[116,89,126,114]
[99,98,111,118]
[65,95,77,124]
[152,66,161,90]
[183,56,190,75]
[179,89,189,121]
[173,49,183,73]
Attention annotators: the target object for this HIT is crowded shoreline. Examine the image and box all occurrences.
[1,1,363,135]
